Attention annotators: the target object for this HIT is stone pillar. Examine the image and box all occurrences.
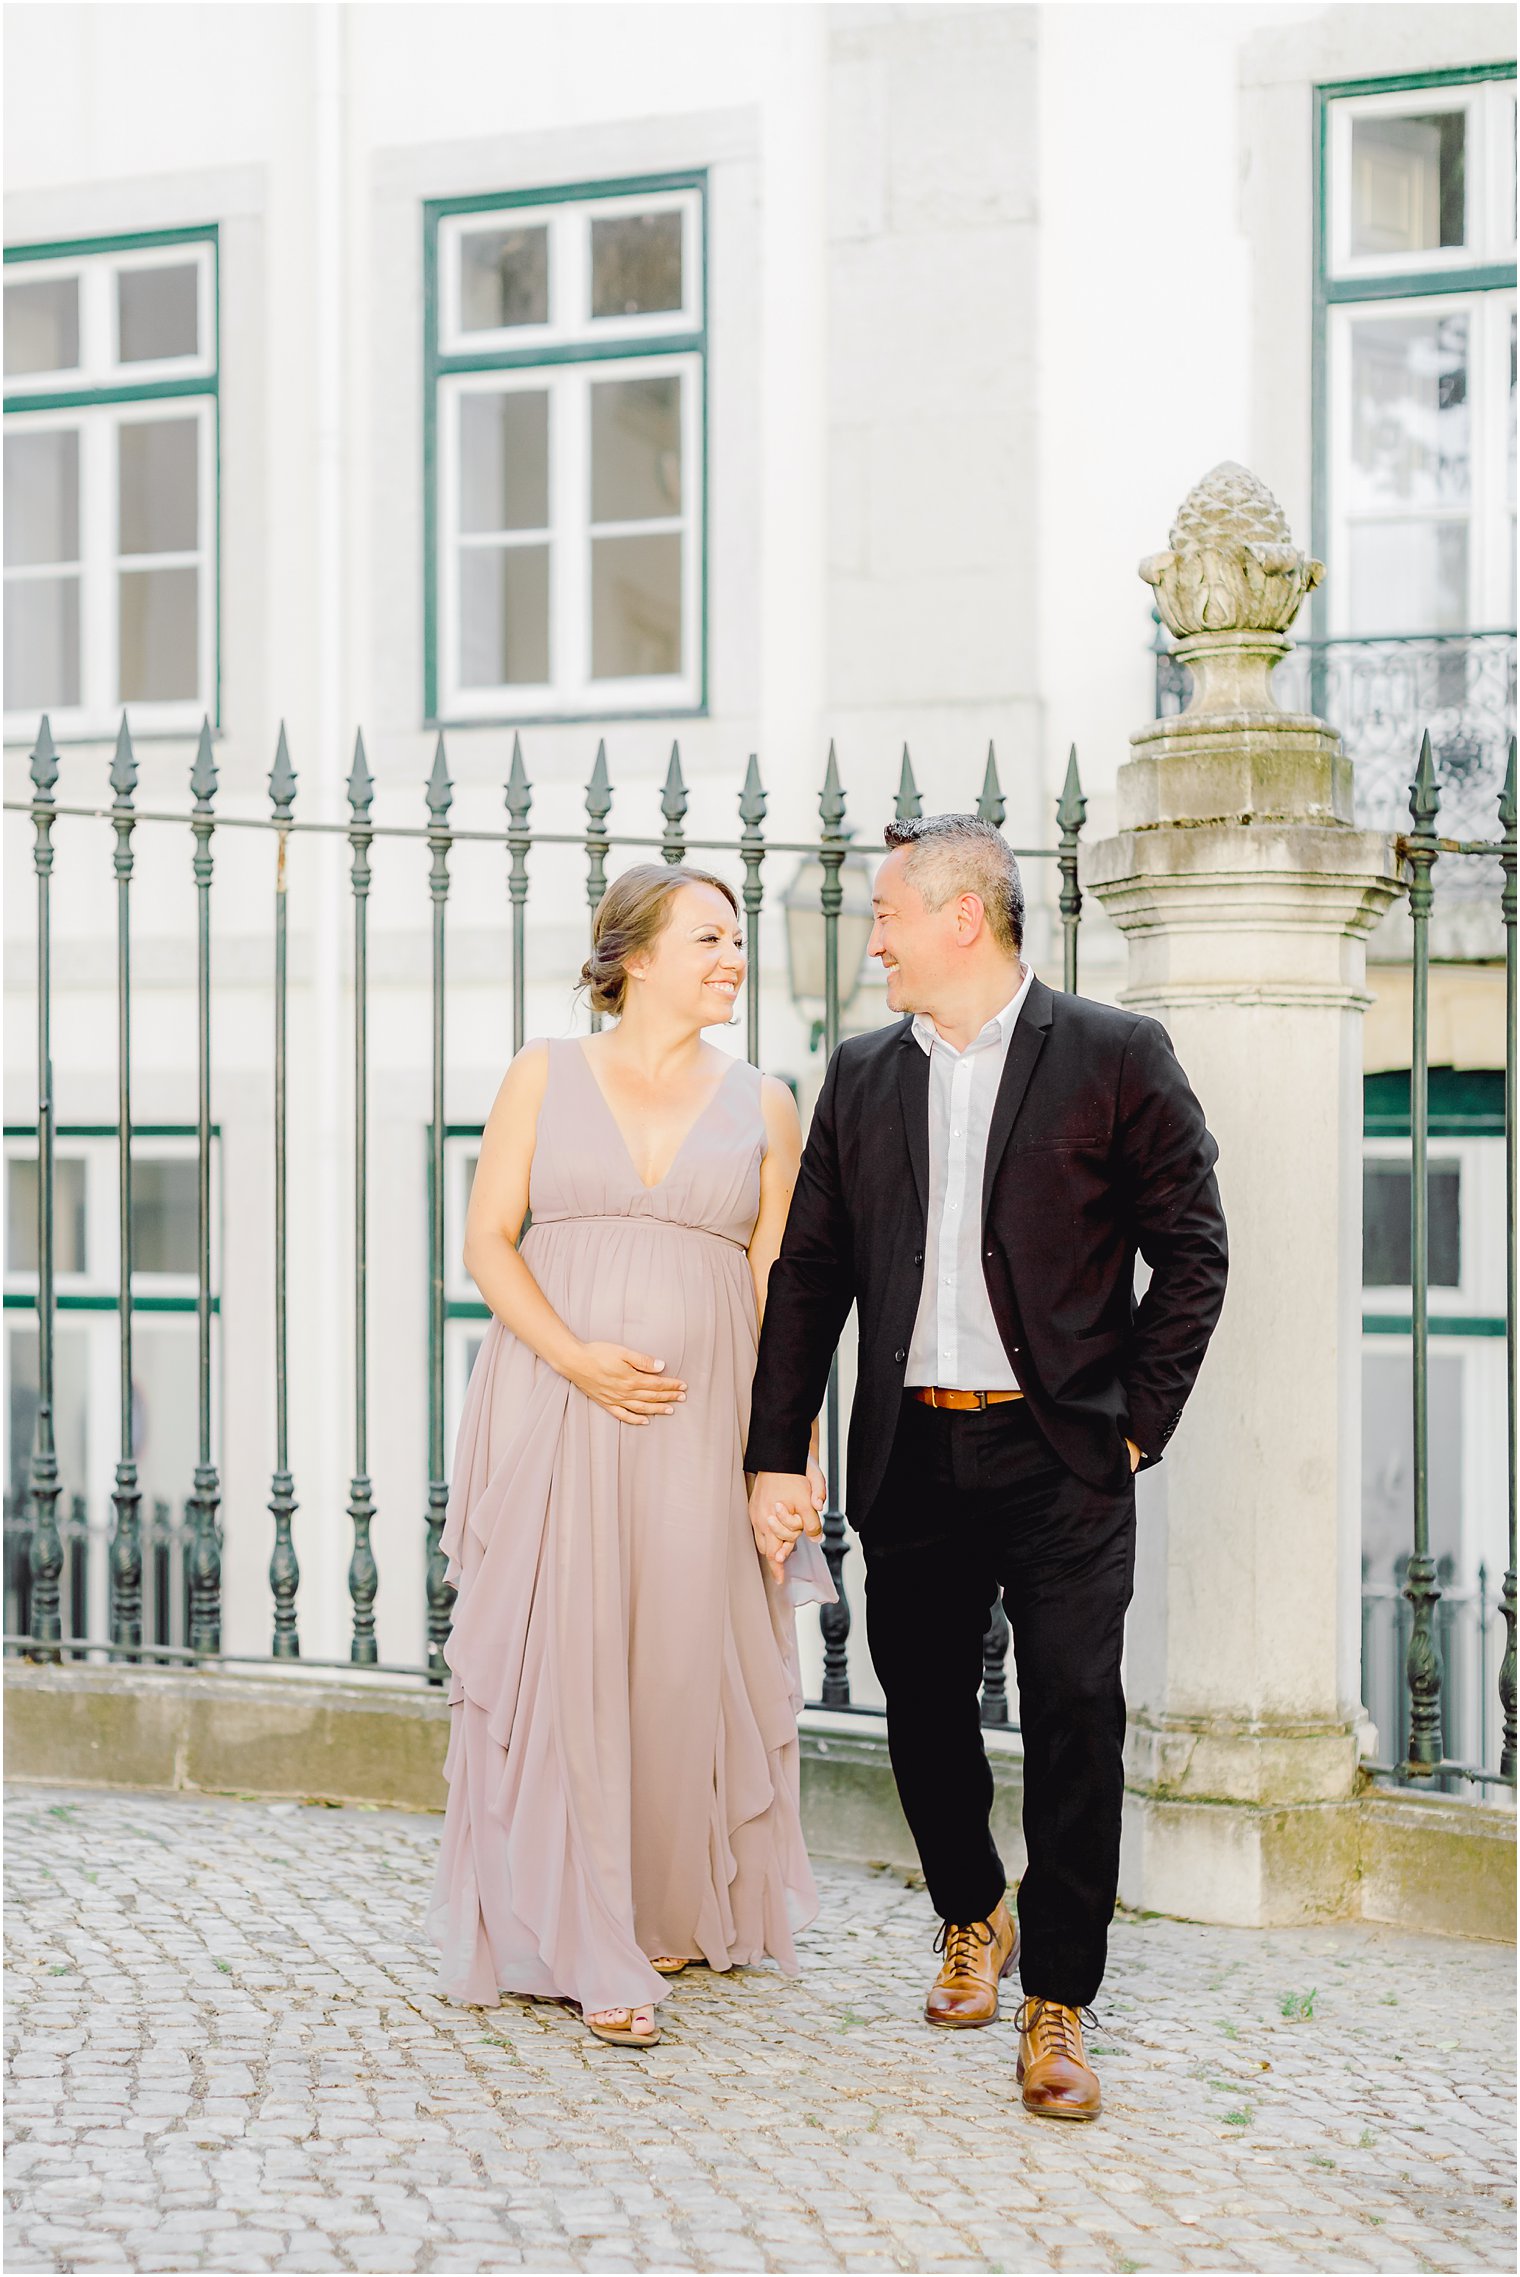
[1088,464,1401,1926]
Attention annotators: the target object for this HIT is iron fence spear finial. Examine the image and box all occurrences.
[976,742,1006,829]
[895,745,921,824]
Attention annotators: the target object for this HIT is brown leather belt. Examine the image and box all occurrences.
[909,1386,1024,1411]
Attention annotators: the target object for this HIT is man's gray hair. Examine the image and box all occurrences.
[881,812,1024,955]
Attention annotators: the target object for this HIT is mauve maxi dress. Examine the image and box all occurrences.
[426,1039,828,2019]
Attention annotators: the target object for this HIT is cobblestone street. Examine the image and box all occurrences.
[4,1784,1514,2276]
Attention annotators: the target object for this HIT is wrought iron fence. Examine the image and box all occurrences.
[1361,1560,1510,1798]
[4,718,1090,1726]
[1154,625,1516,849]
[5,715,1514,1794]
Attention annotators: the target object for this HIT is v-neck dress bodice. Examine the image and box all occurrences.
[426,1038,819,2017]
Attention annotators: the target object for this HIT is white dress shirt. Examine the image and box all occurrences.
[904,967,1035,1391]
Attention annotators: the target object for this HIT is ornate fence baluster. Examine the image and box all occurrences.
[26,720,62,1660]
[817,745,853,1707]
[980,1593,1011,1728]
[739,756,766,1066]
[976,742,1006,830]
[585,742,612,1033]
[506,735,532,1059]
[346,734,378,1664]
[187,721,222,1657]
[1403,732,1443,1771]
[661,741,687,866]
[1499,735,1516,1782]
[895,746,921,823]
[1057,745,1087,996]
[109,718,142,1658]
[425,735,454,1679]
[268,727,300,1658]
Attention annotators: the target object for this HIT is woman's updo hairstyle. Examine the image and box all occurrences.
[579,863,740,1020]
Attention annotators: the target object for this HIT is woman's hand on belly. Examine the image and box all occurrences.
[569,1341,688,1426]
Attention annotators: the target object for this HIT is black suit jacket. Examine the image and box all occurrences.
[744,976,1228,1524]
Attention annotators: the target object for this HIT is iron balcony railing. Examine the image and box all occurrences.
[4,715,1515,1793]
[1154,625,1517,850]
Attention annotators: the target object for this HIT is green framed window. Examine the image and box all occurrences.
[424,175,707,725]
[4,1129,218,1648]
[3,226,219,738]
[1314,69,1516,638]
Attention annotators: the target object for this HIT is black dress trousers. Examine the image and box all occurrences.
[862,1391,1136,2011]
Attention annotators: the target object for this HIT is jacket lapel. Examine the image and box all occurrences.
[895,1022,930,1220]
[981,974,1055,1226]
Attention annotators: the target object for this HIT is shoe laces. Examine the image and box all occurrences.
[933,1916,995,1975]
[1014,1997,1098,2061]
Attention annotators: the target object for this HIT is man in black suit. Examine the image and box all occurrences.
[745,813,1227,2121]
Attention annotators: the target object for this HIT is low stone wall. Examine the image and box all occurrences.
[5,1662,1512,1941]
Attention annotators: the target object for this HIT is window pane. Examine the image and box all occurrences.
[1347,518,1467,635]
[590,376,682,523]
[1350,112,1466,259]
[118,419,198,555]
[130,1158,198,1275]
[4,576,81,710]
[459,545,550,687]
[459,226,548,332]
[4,429,79,566]
[591,532,682,679]
[1363,1158,1460,1287]
[119,566,198,700]
[129,1319,198,1510]
[459,391,549,533]
[4,277,80,377]
[116,264,199,364]
[590,210,683,319]
[1361,1348,1463,1577]
[1349,312,1469,510]
[7,1155,87,1275]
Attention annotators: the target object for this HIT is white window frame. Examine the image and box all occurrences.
[4,395,216,740]
[438,187,702,357]
[437,348,702,721]
[4,237,217,740]
[1360,1133,1505,1319]
[1326,286,1516,635]
[1327,81,1517,284]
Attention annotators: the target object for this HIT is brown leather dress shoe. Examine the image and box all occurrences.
[924,1898,1019,2026]
[1014,1997,1102,2119]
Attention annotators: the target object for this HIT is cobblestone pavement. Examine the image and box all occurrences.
[4,1785,1515,2276]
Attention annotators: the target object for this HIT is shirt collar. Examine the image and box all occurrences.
[912,965,1034,1057]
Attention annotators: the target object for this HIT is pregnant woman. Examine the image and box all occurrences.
[427,863,830,2046]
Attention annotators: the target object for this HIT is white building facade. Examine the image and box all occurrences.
[4,4,1514,1736]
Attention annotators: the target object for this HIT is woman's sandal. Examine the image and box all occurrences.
[649,1957,692,1976]
[582,2003,661,2047]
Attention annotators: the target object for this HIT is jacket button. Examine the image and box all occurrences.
[913,1252,924,1267]
[984,1248,993,1260]
[894,1348,906,1364]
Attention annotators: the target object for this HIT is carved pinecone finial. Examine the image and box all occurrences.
[1140,461,1323,640]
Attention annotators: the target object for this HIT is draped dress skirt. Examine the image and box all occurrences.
[426,1038,824,2018]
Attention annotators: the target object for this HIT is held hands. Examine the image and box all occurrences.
[571,1342,687,1426]
[747,1468,825,1586]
